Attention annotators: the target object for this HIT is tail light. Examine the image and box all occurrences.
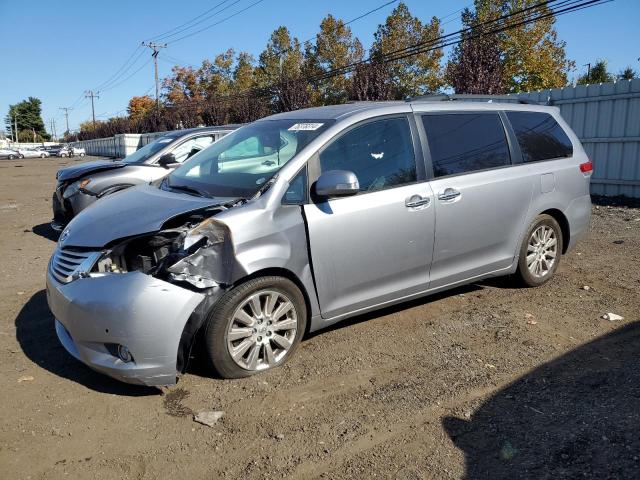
[579,160,593,174]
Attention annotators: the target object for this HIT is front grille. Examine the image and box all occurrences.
[50,248,100,284]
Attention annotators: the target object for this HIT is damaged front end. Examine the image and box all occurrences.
[88,207,248,374]
[47,203,250,386]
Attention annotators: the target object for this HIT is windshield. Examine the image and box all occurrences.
[165,119,333,198]
[121,135,177,164]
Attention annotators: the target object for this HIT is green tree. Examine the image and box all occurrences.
[577,60,614,85]
[257,26,310,112]
[304,14,364,105]
[371,3,444,98]
[618,66,637,81]
[473,0,573,93]
[5,97,50,141]
[257,26,305,86]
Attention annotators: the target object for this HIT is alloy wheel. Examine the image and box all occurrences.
[526,225,557,278]
[226,289,298,371]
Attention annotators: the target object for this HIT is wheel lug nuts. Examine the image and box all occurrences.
[257,336,262,342]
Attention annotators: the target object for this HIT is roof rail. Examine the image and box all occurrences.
[406,93,540,105]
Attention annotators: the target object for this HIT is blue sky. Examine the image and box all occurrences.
[1,0,638,134]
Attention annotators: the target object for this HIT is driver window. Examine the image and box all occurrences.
[171,135,214,164]
[318,117,416,193]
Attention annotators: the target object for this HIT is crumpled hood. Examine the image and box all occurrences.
[57,160,127,182]
[60,184,236,248]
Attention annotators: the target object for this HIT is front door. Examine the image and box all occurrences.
[303,116,435,319]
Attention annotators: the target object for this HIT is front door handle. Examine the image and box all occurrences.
[405,195,431,208]
[438,188,461,201]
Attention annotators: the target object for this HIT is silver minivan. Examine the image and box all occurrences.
[46,98,592,386]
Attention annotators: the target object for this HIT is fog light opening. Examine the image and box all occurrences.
[117,345,134,363]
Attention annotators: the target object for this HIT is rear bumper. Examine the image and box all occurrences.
[565,194,592,251]
[46,268,205,386]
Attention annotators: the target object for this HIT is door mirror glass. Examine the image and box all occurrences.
[158,152,177,168]
[314,170,360,198]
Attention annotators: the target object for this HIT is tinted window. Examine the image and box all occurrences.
[319,117,416,192]
[507,111,573,162]
[422,113,510,178]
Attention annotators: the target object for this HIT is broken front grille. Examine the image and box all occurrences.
[50,248,100,284]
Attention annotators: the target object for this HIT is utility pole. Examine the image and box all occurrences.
[584,63,591,80]
[13,114,18,143]
[49,118,57,141]
[141,41,167,109]
[84,91,100,128]
[59,107,72,135]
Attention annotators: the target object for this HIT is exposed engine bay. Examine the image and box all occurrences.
[92,206,241,290]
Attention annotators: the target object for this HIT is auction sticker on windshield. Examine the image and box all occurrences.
[288,123,324,131]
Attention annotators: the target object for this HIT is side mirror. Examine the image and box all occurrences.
[158,152,177,168]
[314,170,360,198]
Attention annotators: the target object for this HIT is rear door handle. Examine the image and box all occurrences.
[405,195,431,208]
[438,188,461,201]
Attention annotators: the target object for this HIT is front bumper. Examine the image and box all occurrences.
[51,187,98,230]
[46,268,204,386]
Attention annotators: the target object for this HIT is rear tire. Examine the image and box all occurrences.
[515,214,563,287]
[203,276,307,379]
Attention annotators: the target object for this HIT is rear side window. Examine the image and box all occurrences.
[506,111,573,162]
[319,117,416,192]
[421,113,510,178]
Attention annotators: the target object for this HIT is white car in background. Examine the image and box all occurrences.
[17,148,50,158]
[70,146,86,157]
[0,148,20,159]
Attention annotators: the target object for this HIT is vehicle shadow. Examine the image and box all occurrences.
[443,321,640,479]
[32,222,59,242]
[14,290,156,396]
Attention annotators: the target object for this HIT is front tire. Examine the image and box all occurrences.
[203,276,307,379]
[40,153,45,158]
[515,214,563,287]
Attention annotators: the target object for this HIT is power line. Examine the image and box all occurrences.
[94,45,145,91]
[166,0,268,44]
[167,0,610,113]
[100,58,152,93]
[149,0,242,43]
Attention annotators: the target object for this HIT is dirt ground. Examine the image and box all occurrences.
[0,156,638,480]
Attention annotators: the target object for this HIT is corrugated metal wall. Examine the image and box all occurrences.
[72,128,234,158]
[516,79,640,198]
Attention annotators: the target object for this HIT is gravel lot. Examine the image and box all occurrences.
[0,156,639,479]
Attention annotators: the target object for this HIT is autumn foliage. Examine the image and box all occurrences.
[74,1,575,140]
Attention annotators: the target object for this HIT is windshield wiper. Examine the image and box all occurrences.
[167,183,212,198]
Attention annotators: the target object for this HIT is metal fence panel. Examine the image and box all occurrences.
[516,78,640,198]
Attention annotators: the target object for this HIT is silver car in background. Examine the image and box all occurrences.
[51,126,236,230]
[17,147,49,158]
[46,98,592,387]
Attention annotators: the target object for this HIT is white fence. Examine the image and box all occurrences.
[515,79,640,198]
[71,128,236,158]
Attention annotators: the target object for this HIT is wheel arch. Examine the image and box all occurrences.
[540,208,570,254]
